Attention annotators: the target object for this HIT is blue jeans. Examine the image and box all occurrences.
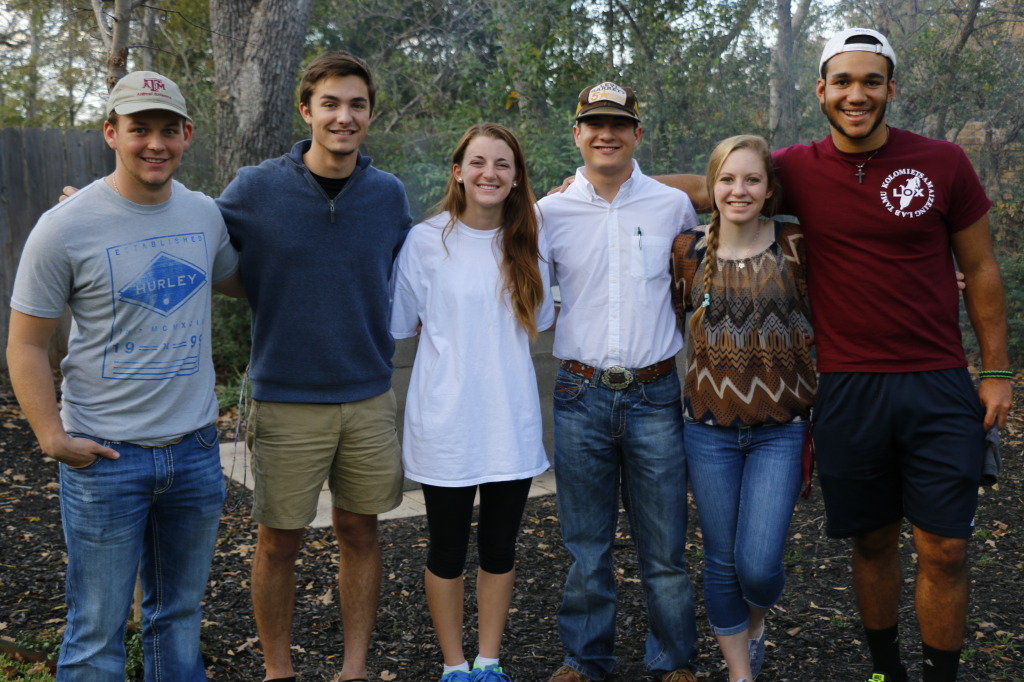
[552,367,696,680]
[57,423,225,681]
[684,420,806,635]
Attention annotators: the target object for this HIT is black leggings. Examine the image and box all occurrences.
[420,477,534,579]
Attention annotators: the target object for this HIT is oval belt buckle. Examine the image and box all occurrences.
[600,365,634,390]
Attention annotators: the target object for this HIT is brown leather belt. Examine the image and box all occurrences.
[139,435,185,448]
[560,358,676,390]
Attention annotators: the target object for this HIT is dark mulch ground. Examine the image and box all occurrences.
[2,384,1023,681]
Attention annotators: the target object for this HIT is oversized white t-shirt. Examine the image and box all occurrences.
[390,213,555,487]
[10,178,239,444]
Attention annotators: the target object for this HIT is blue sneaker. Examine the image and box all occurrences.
[441,670,474,682]
[473,663,512,681]
[748,623,767,680]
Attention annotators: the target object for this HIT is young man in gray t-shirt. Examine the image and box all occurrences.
[7,71,242,681]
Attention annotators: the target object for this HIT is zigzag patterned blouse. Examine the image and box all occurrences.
[672,221,817,427]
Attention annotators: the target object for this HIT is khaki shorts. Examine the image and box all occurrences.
[247,391,403,529]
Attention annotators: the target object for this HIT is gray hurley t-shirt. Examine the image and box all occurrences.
[10,178,239,444]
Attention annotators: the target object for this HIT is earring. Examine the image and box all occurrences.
[513,182,518,187]
[456,177,463,183]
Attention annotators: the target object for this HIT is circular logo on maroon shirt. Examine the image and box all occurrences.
[879,168,936,218]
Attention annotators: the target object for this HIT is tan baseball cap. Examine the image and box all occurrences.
[575,81,641,122]
[105,71,191,120]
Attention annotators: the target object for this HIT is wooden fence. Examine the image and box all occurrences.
[0,128,115,371]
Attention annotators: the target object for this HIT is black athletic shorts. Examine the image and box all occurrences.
[813,368,986,539]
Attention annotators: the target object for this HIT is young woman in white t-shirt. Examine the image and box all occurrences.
[390,123,555,682]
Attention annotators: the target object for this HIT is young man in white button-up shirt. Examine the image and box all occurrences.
[538,82,700,682]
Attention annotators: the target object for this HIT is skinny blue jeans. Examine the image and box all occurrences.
[57,423,225,681]
[685,420,805,635]
[552,367,696,680]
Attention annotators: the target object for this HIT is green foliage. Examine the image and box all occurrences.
[6,623,198,682]
[960,251,1024,366]
[216,368,251,411]
[12,631,61,663]
[123,627,143,680]
[0,1,103,128]
[211,295,252,380]
[0,653,54,682]
[997,252,1024,365]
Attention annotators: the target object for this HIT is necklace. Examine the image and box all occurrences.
[846,127,890,184]
[719,219,767,269]
[110,174,122,196]
[852,148,881,184]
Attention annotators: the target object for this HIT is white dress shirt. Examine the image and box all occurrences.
[538,160,698,369]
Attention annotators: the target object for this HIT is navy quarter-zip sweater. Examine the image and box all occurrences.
[218,140,411,403]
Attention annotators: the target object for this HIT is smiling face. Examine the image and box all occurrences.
[104,110,192,204]
[573,114,642,183]
[817,50,895,152]
[453,134,518,228]
[713,147,773,229]
[299,74,371,177]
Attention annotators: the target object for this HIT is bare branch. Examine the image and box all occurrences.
[792,0,813,35]
[140,3,249,44]
[91,0,112,50]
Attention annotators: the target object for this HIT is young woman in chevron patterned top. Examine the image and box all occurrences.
[671,134,817,682]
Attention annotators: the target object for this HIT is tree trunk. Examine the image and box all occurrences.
[930,0,981,140]
[210,0,314,191]
[769,0,799,148]
[104,0,135,91]
[139,5,156,72]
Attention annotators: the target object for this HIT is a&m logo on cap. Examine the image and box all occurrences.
[589,82,628,106]
[142,78,167,93]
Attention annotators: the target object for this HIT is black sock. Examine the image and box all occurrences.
[865,624,904,678]
[922,643,961,682]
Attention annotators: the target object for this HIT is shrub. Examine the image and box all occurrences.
[960,251,1024,367]
[211,295,251,380]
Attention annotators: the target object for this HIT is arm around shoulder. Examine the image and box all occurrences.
[655,174,710,212]
[6,311,120,465]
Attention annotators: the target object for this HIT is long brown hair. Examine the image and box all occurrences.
[436,123,544,339]
[689,134,781,336]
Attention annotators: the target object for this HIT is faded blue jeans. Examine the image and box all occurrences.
[685,420,805,635]
[552,367,696,680]
[57,423,225,681]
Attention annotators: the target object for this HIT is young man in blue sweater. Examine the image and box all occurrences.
[217,52,411,682]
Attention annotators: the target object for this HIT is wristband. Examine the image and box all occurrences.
[978,370,1013,379]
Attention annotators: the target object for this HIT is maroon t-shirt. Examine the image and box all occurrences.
[774,127,991,372]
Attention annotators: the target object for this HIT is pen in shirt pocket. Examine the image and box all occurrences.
[636,226,643,250]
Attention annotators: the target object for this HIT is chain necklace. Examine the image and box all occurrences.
[718,219,769,269]
[851,148,881,184]
[846,127,890,184]
[110,174,122,196]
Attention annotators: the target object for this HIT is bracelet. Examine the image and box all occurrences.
[978,370,1014,379]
